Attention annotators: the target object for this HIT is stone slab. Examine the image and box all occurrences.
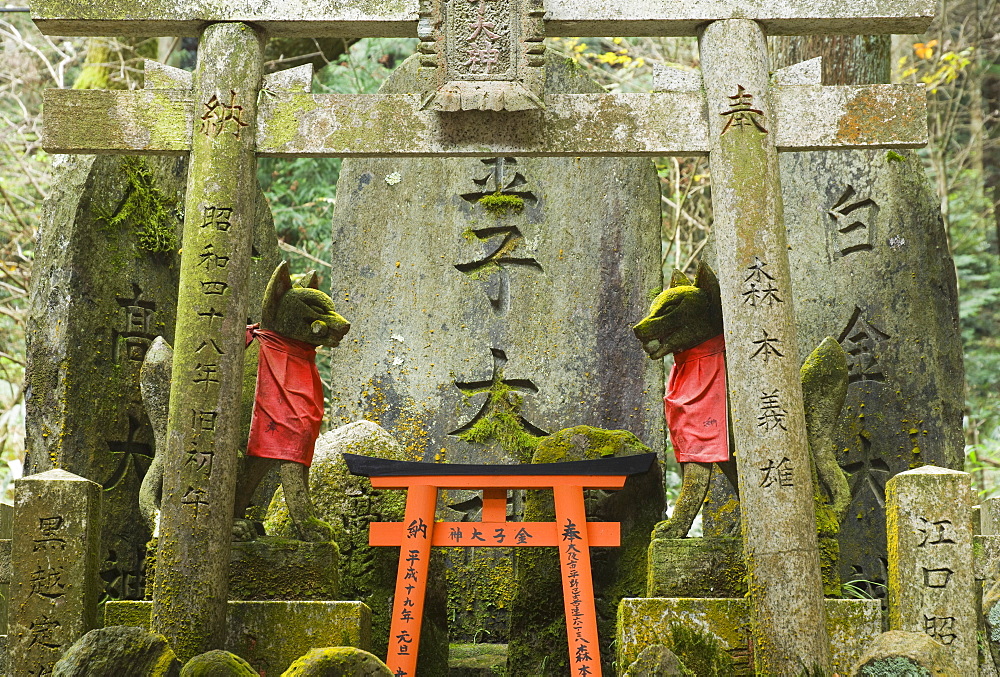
[646,537,745,598]
[328,54,664,467]
[228,538,339,601]
[616,597,882,675]
[105,600,371,675]
[30,0,933,38]
[43,85,927,157]
[24,153,279,604]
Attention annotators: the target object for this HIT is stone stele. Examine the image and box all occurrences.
[327,53,663,469]
[24,153,279,602]
[705,147,964,599]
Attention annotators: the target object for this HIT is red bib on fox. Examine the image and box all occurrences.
[246,325,324,466]
[665,334,730,463]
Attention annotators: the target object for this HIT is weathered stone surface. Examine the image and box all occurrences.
[622,644,693,677]
[507,426,663,675]
[10,470,102,677]
[264,421,448,675]
[647,535,842,599]
[228,538,339,600]
[51,626,180,677]
[181,650,256,677]
[151,22,265,662]
[328,52,663,472]
[706,153,962,603]
[886,466,976,675]
[105,600,371,675]
[699,19,831,672]
[647,537,745,598]
[282,647,392,676]
[617,597,882,675]
[25,152,279,605]
[30,0,934,41]
[46,85,926,157]
[788,148,963,600]
[850,630,959,676]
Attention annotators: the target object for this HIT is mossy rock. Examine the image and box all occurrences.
[281,647,392,676]
[622,644,694,677]
[52,626,181,676]
[181,650,256,677]
[507,425,664,676]
[850,631,959,676]
[265,421,448,675]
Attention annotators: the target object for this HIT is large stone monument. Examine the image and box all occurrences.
[327,55,664,467]
[25,150,278,603]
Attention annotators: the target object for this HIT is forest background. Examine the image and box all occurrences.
[1,1,997,502]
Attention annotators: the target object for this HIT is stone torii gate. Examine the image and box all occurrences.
[33,0,931,672]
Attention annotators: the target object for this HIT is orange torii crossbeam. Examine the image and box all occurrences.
[343,452,657,677]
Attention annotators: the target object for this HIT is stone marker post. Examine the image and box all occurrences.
[886,466,976,675]
[10,469,102,677]
[151,23,264,661]
[699,20,831,672]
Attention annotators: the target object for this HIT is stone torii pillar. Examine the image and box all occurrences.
[32,0,932,671]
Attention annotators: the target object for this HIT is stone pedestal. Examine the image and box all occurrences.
[105,600,371,675]
[616,597,881,675]
[10,470,102,677]
[886,465,977,675]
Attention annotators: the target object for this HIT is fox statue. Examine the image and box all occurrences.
[139,261,351,542]
[633,261,851,538]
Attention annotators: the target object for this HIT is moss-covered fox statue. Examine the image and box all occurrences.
[633,261,850,538]
[139,261,351,542]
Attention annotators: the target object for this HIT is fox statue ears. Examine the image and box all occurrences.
[667,261,721,302]
[261,262,321,327]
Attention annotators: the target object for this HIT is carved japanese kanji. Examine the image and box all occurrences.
[34,0,933,669]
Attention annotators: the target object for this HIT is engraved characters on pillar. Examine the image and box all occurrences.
[721,85,767,135]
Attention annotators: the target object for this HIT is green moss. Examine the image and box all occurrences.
[444,549,516,642]
[478,191,525,216]
[95,157,178,253]
[667,622,736,676]
[180,650,256,677]
[885,150,906,163]
[859,656,930,676]
[455,383,543,463]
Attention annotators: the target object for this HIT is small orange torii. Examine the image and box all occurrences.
[344,452,657,677]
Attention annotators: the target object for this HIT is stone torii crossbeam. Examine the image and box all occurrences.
[33,0,931,672]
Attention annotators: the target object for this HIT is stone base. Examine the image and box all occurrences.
[229,537,339,600]
[648,536,841,597]
[105,600,370,674]
[617,597,881,675]
[144,536,339,601]
[647,537,745,598]
[448,643,507,676]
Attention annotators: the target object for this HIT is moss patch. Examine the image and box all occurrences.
[95,157,178,253]
[478,191,525,216]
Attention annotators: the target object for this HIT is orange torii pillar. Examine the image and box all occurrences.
[343,452,657,677]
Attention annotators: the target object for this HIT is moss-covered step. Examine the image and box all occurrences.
[448,643,508,676]
[647,536,842,598]
[616,597,881,675]
[104,601,370,674]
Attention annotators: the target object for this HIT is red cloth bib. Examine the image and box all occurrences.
[246,325,324,466]
[665,334,730,463]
